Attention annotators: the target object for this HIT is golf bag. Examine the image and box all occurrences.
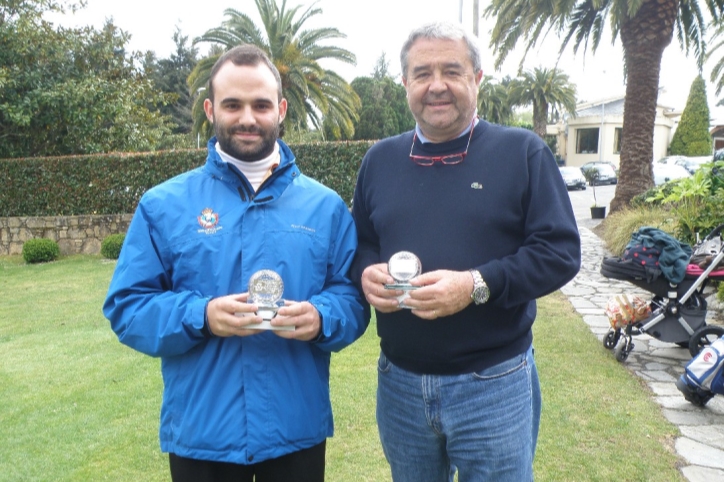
[676,337,724,406]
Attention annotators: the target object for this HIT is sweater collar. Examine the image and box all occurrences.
[415,114,480,144]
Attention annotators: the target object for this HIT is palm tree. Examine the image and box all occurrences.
[188,0,360,141]
[484,0,724,212]
[707,23,724,103]
[478,75,513,125]
[507,67,577,138]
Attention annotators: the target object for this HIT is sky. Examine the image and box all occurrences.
[47,0,724,122]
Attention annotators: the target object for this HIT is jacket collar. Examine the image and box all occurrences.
[203,137,301,203]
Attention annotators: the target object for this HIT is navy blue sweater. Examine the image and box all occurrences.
[351,120,581,375]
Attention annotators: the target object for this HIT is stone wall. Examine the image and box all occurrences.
[0,214,133,256]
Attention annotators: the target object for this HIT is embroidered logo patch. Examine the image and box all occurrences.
[471,182,483,190]
[197,208,223,234]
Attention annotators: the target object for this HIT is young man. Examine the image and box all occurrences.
[351,23,581,481]
[104,44,367,482]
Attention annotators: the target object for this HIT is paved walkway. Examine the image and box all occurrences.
[563,227,724,481]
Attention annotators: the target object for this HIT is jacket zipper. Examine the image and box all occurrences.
[226,161,290,203]
[228,169,253,202]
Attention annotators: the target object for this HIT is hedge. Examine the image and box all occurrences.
[0,141,375,217]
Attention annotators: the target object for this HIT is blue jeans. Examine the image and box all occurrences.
[376,345,540,482]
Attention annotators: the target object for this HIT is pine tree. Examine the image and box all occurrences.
[669,76,712,156]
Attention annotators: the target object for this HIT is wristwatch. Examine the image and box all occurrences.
[469,269,490,305]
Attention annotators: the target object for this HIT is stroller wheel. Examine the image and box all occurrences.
[689,325,724,357]
[614,340,631,362]
[603,330,620,349]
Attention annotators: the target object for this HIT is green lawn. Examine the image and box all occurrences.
[0,256,684,481]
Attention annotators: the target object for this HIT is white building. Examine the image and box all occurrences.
[548,96,680,167]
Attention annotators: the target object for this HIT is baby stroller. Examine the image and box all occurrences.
[600,225,724,362]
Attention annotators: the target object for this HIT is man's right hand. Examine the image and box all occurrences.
[206,293,264,337]
[361,263,403,313]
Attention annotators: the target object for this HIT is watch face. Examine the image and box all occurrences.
[388,251,421,283]
[474,285,490,304]
[248,270,284,306]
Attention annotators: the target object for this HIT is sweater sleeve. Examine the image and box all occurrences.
[350,153,381,293]
[477,143,581,309]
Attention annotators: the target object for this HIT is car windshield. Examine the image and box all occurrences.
[683,157,709,168]
[582,161,617,171]
[560,167,581,175]
[657,156,686,165]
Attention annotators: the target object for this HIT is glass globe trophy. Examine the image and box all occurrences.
[384,251,421,309]
[241,269,294,331]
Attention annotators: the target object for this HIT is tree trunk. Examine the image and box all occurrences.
[533,100,548,139]
[609,0,678,213]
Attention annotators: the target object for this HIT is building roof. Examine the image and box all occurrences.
[574,91,677,118]
[576,97,625,116]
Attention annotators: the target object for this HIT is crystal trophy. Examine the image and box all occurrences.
[238,270,294,331]
[384,251,421,309]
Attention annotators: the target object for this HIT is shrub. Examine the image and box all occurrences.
[639,162,724,243]
[22,238,60,263]
[599,207,676,256]
[101,233,125,260]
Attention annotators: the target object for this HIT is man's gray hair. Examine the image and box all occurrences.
[400,22,481,78]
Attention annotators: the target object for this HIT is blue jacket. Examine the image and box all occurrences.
[103,138,367,464]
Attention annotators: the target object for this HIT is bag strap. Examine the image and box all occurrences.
[617,295,634,320]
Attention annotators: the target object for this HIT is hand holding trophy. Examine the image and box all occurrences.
[384,251,421,309]
[237,270,294,331]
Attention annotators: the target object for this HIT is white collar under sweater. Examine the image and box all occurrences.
[415,112,480,144]
[216,141,280,191]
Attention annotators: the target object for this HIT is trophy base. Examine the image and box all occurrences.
[384,284,420,290]
[383,284,419,310]
[234,309,295,331]
[246,320,295,331]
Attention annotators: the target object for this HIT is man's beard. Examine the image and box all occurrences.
[214,120,280,162]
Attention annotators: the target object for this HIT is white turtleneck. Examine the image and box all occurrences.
[216,141,281,191]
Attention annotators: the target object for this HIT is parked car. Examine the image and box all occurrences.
[656,155,688,166]
[657,155,709,174]
[581,160,619,175]
[559,166,587,190]
[653,163,690,185]
[678,156,711,174]
[581,163,618,186]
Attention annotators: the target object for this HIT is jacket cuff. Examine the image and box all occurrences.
[200,299,215,338]
[310,303,326,343]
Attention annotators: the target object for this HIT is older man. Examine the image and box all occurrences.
[351,22,581,482]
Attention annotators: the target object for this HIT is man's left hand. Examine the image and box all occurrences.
[271,301,322,341]
[404,270,474,319]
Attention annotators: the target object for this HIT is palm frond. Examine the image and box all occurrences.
[186,0,359,139]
